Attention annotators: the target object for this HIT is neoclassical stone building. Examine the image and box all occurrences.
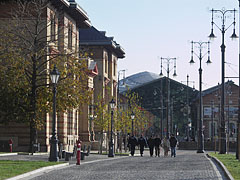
[0,0,92,152]
[79,26,125,146]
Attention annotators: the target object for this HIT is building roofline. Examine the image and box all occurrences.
[80,26,125,58]
[52,0,91,28]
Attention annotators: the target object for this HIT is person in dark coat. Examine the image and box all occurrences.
[138,135,147,156]
[154,135,161,157]
[128,135,138,156]
[147,136,155,157]
[169,134,178,157]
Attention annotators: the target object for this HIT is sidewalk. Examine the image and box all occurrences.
[0,151,115,164]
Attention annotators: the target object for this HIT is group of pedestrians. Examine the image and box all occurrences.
[127,134,178,157]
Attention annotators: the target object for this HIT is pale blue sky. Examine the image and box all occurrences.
[77,0,239,90]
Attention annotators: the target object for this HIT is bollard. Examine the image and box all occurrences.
[8,139,13,152]
[76,140,81,165]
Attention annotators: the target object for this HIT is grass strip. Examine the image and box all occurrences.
[209,152,240,180]
[0,160,62,180]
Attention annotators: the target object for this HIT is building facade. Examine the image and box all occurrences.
[201,81,239,142]
[79,26,125,148]
[0,0,91,152]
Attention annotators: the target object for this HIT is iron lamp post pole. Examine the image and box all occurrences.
[237,0,240,160]
[89,115,93,141]
[108,98,115,157]
[49,65,60,162]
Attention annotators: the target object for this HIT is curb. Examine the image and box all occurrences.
[17,152,49,155]
[5,162,69,180]
[0,153,18,156]
[206,153,234,180]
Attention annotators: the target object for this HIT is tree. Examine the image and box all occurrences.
[115,90,150,151]
[0,0,91,152]
[92,94,110,154]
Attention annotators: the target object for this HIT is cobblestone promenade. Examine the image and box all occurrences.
[2,150,227,180]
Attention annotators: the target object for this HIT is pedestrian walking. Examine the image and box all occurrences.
[154,135,161,157]
[169,134,178,157]
[128,135,138,156]
[162,136,170,157]
[147,135,155,157]
[138,134,147,156]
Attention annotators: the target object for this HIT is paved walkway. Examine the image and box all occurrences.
[0,151,112,164]
[1,150,228,180]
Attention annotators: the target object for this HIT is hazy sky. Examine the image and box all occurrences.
[77,0,239,90]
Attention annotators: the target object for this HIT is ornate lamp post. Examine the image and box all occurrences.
[159,57,177,138]
[181,74,195,141]
[131,111,135,136]
[108,98,115,157]
[190,41,211,153]
[209,8,238,154]
[49,65,60,162]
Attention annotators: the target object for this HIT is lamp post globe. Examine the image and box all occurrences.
[50,65,60,84]
[108,98,115,157]
[49,65,60,162]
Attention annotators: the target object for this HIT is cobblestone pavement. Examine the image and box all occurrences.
[23,150,227,180]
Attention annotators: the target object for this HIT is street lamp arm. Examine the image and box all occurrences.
[161,65,167,72]
[201,52,209,59]
[225,22,235,32]
[193,51,200,59]
[212,22,222,32]
[169,66,175,72]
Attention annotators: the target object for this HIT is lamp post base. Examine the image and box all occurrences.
[108,142,114,157]
[49,137,59,162]
[197,149,204,153]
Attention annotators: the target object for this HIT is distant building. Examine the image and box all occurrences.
[119,72,197,139]
[79,26,125,147]
[198,81,239,142]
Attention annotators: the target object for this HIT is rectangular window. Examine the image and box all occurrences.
[68,23,73,50]
[113,59,116,76]
[50,13,56,41]
[75,33,78,52]
[67,110,73,135]
[209,121,217,138]
[204,106,219,118]
[105,54,108,73]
